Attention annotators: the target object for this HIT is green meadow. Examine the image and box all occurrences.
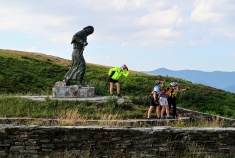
[0,49,234,119]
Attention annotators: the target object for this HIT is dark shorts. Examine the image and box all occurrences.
[150,95,159,107]
[109,77,118,84]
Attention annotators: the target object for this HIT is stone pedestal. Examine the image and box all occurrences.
[52,82,95,98]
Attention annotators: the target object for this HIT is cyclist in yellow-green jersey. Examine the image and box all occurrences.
[108,64,129,97]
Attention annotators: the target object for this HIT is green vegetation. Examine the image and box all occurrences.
[0,52,67,94]
[0,96,133,119]
[177,84,235,118]
[168,117,226,128]
[1,96,231,128]
[0,49,235,119]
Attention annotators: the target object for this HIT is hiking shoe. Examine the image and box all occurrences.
[160,116,165,119]
[167,116,171,119]
[118,94,122,98]
[147,117,151,120]
[157,117,161,119]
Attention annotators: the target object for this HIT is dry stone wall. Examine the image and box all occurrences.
[176,107,235,126]
[0,125,234,158]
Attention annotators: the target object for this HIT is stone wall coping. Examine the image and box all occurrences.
[18,95,125,103]
[177,107,235,121]
[0,124,234,132]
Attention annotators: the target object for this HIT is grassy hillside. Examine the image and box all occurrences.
[0,50,67,94]
[0,49,234,119]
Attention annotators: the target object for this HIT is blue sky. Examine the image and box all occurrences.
[0,0,235,72]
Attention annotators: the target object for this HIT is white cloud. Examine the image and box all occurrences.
[156,28,180,38]
[191,0,225,22]
[85,55,127,64]
[0,4,73,31]
[133,28,180,46]
[189,0,235,43]
[0,0,184,47]
[49,33,72,44]
[191,0,235,24]
[138,6,181,27]
[0,1,75,45]
[0,0,235,49]
[121,42,129,47]
[230,52,235,57]
[186,37,210,46]
[86,56,111,60]
[211,28,235,40]
[25,47,37,52]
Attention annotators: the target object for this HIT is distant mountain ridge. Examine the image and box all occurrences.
[143,68,235,93]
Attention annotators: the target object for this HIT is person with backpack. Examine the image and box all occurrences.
[168,82,190,119]
[108,64,129,98]
[159,84,174,119]
[147,79,165,119]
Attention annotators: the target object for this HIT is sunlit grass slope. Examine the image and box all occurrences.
[0,49,234,118]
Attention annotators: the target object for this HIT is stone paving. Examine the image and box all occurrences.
[19,95,125,103]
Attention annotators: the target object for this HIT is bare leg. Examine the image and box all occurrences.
[156,106,160,117]
[161,106,166,116]
[115,82,120,95]
[110,82,114,95]
[166,105,169,116]
[148,106,154,118]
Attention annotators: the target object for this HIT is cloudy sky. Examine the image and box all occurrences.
[0,0,235,72]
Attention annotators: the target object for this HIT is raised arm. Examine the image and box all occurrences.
[178,87,190,92]
[122,70,129,77]
[160,79,166,89]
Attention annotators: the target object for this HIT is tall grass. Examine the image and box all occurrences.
[0,96,231,128]
[168,140,228,158]
[169,117,226,128]
[0,96,132,119]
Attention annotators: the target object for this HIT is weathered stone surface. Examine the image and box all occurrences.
[0,144,10,147]
[52,85,95,98]
[15,142,25,146]
[0,124,234,157]
[54,81,65,87]
[25,146,41,150]
[41,144,55,148]
[10,146,25,151]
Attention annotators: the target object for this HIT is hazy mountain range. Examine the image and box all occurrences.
[143,68,235,93]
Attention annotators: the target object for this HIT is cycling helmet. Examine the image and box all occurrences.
[170,82,178,87]
[155,80,162,85]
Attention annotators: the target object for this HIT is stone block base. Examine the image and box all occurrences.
[52,84,95,98]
